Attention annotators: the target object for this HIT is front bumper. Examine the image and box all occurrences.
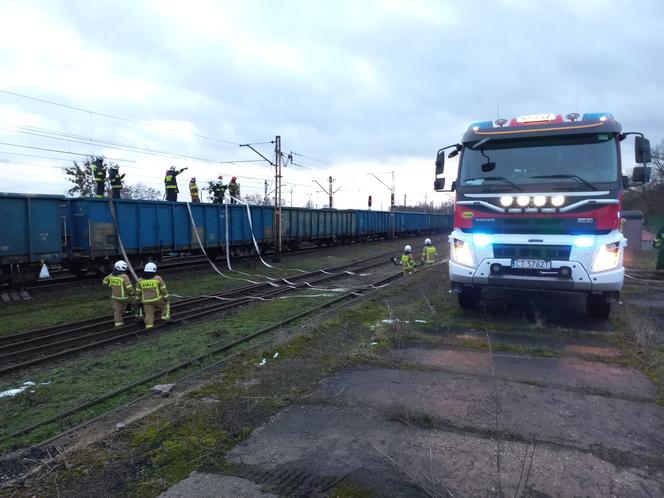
[448,230,625,293]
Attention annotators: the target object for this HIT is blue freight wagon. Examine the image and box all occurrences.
[1,192,453,284]
[0,193,66,283]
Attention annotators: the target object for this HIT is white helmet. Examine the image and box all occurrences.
[144,262,157,273]
[114,260,128,271]
[425,238,432,245]
[404,245,412,253]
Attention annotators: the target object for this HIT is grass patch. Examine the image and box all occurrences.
[0,293,331,453]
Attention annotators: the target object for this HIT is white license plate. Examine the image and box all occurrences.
[511,259,551,270]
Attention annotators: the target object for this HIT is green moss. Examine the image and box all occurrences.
[328,479,375,498]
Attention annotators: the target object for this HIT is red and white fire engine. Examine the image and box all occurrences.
[434,112,652,318]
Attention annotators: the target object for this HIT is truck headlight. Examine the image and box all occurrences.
[593,242,620,272]
[452,238,474,267]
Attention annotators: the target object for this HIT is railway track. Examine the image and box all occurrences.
[3,262,413,444]
[0,252,399,376]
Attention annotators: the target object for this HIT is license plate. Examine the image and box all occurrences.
[511,259,551,270]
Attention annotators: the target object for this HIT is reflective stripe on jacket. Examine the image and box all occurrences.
[137,276,169,303]
[92,164,106,182]
[102,273,134,301]
[422,245,437,263]
[401,254,415,270]
[109,170,124,189]
[189,182,199,194]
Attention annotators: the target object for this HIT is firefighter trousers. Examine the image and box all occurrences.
[143,299,170,329]
[95,181,105,199]
[112,299,130,326]
[166,190,178,202]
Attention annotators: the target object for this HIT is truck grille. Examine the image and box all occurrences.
[492,244,571,260]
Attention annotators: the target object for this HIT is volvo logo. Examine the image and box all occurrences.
[577,218,594,223]
[475,218,496,222]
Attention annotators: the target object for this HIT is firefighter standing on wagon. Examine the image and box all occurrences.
[108,164,125,199]
[189,177,200,203]
[228,176,240,203]
[136,262,170,329]
[102,260,135,327]
[91,156,106,199]
[164,166,188,201]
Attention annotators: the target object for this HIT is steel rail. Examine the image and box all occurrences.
[0,255,396,375]
[4,269,407,442]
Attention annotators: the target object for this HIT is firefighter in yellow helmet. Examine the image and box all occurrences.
[189,177,200,203]
[401,245,416,276]
[421,238,437,265]
[102,260,135,327]
[136,262,170,329]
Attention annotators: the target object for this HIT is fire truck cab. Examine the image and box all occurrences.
[434,112,652,318]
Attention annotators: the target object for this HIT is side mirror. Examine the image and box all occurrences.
[481,162,496,173]
[434,178,446,191]
[631,166,651,183]
[635,136,652,164]
[435,150,445,175]
[622,175,629,188]
[451,180,457,191]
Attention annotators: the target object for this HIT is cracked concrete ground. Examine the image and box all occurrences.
[226,331,664,496]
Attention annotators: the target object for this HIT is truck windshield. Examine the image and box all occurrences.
[460,133,618,188]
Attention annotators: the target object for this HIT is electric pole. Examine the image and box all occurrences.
[239,136,283,260]
[403,193,407,206]
[264,180,268,205]
[313,176,339,209]
[274,135,282,260]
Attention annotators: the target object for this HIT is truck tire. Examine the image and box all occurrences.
[586,294,611,319]
[458,286,481,309]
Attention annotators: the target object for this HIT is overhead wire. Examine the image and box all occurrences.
[0,89,240,146]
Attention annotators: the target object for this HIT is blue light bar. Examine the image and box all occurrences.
[473,233,492,247]
[467,121,493,130]
[581,112,614,122]
[573,236,594,248]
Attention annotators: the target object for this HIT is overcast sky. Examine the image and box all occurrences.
[1,0,663,209]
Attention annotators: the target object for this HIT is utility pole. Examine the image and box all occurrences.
[369,171,396,211]
[264,180,268,204]
[313,176,339,209]
[239,136,283,260]
[290,186,293,207]
[403,193,407,206]
[274,135,282,260]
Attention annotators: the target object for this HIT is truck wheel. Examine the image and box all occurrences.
[586,294,611,319]
[458,286,481,309]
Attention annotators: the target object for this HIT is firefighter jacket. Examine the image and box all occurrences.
[137,275,169,304]
[654,228,664,249]
[102,273,135,301]
[164,169,185,192]
[189,181,199,196]
[109,169,125,190]
[228,180,240,197]
[92,161,106,182]
[421,245,438,264]
[401,254,415,271]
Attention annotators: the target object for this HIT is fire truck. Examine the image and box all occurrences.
[434,112,652,318]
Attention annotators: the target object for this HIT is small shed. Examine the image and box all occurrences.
[621,210,644,263]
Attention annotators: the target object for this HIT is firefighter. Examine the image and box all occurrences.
[91,156,106,199]
[108,164,125,199]
[421,238,438,265]
[654,226,664,270]
[228,176,240,204]
[189,177,200,203]
[136,262,170,329]
[102,260,135,327]
[210,176,228,204]
[164,166,188,201]
[401,245,416,275]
